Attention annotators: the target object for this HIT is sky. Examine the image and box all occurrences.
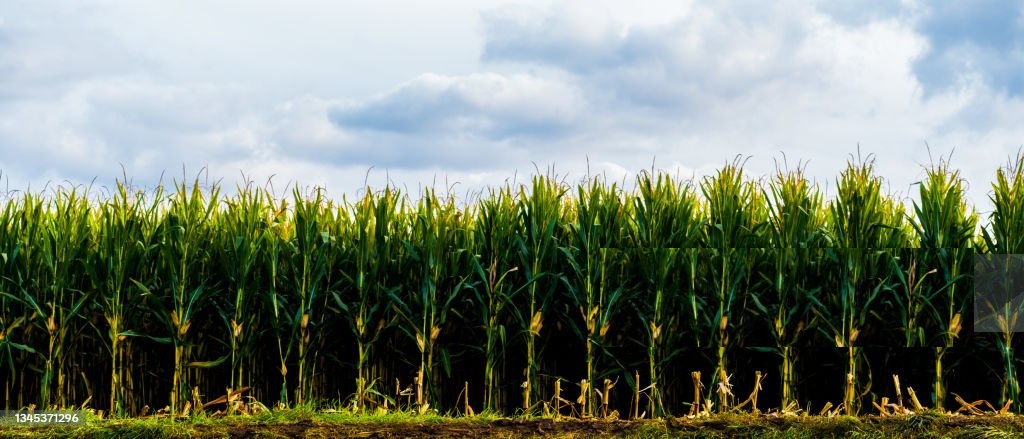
[1,0,1022,212]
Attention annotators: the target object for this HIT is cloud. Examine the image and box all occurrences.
[1,0,1022,213]
[465,1,1021,208]
[472,2,930,138]
[0,77,266,187]
[481,1,836,112]
[0,3,152,101]
[309,0,1020,209]
[329,73,585,139]
[816,0,911,27]
[913,1,1024,96]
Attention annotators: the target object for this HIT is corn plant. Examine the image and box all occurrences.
[515,175,566,411]
[0,188,93,409]
[3,193,47,407]
[908,159,976,408]
[699,160,766,411]
[339,186,406,411]
[909,159,975,409]
[560,176,628,417]
[884,157,970,360]
[754,164,825,409]
[626,171,702,416]
[392,188,468,411]
[285,186,334,405]
[468,185,531,414]
[0,192,35,408]
[136,178,222,414]
[316,199,355,401]
[40,188,94,408]
[88,181,165,415]
[216,182,271,401]
[980,151,1024,412]
[262,194,292,406]
[816,156,906,415]
[887,251,929,348]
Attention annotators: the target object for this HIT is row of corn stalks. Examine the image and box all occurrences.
[0,152,1021,417]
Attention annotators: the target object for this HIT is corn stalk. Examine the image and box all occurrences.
[816,156,905,415]
[910,159,976,409]
[339,186,405,411]
[560,177,628,417]
[217,182,270,403]
[515,175,565,411]
[392,188,466,412]
[263,194,292,406]
[137,178,222,415]
[980,151,1024,413]
[627,171,702,416]
[753,164,825,409]
[699,160,766,412]
[0,192,36,409]
[42,188,94,409]
[469,185,531,414]
[287,186,332,405]
[88,181,165,415]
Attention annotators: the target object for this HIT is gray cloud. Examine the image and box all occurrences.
[913,1,1024,96]
[329,73,584,140]
[480,2,824,112]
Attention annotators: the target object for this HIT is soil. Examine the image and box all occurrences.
[220,418,648,439]
[7,413,1024,438]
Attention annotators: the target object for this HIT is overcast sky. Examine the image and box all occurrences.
[1,0,1021,212]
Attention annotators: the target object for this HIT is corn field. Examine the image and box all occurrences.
[1,152,1022,418]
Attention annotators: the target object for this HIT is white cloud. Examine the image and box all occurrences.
[0,0,1022,215]
[0,76,281,196]
[468,1,1023,210]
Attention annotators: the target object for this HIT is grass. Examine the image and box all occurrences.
[5,410,1024,438]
